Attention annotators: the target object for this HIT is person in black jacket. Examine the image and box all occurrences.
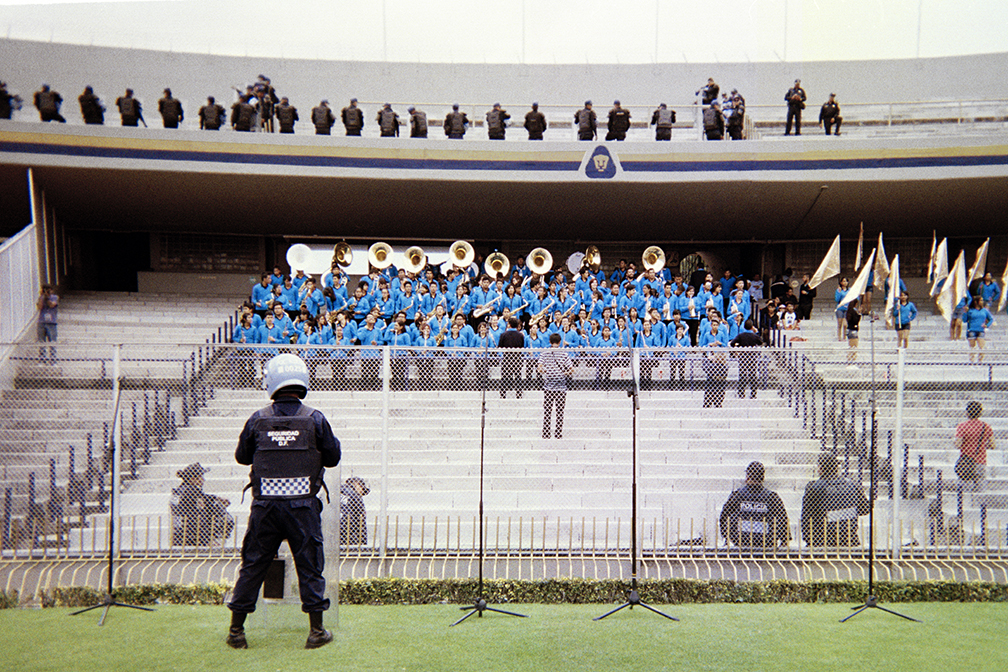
[0,81,23,120]
[231,97,256,132]
[341,98,364,135]
[785,79,806,135]
[312,100,335,135]
[158,88,184,128]
[34,84,66,123]
[486,102,510,140]
[801,453,869,547]
[116,88,143,127]
[730,323,762,399]
[444,103,468,139]
[574,101,596,141]
[798,273,816,320]
[697,78,719,105]
[650,103,675,141]
[720,461,789,549]
[78,86,104,125]
[524,102,547,140]
[199,96,225,130]
[703,101,724,140]
[498,317,525,398]
[606,100,630,141]
[275,97,298,133]
[339,476,369,545]
[819,93,842,136]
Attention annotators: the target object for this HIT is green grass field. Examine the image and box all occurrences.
[1,602,1004,672]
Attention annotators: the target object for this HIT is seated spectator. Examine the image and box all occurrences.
[171,463,234,546]
[800,453,869,547]
[339,476,370,545]
[719,461,789,549]
[780,303,801,330]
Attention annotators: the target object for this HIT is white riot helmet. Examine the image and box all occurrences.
[263,354,309,399]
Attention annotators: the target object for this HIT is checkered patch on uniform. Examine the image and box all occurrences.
[260,477,311,497]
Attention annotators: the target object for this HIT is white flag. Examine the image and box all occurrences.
[885,255,900,327]
[967,238,990,285]
[808,235,841,290]
[929,238,948,298]
[840,248,876,308]
[1000,256,1008,313]
[936,250,967,322]
[873,233,889,290]
[855,222,863,270]
[927,231,937,284]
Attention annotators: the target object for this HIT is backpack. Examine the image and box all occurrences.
[703,107,718,131]
[578,109,593,133]
[412,110,427,134]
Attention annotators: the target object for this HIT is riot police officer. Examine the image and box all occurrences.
[719,461,790,549]
[226,354,341,650]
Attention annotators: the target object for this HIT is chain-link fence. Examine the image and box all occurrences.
[1,334,1006,587]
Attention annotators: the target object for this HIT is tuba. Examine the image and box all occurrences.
[331,241,353,269]
[402,246,426,275]
[368,242,394,270]
[642,245,666,272]
[526,248,553,275]
[484,251,510,279]
[585,245,601,273]
[286,243,312,271]
[449,240,475,270]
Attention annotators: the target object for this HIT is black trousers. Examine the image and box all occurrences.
[785,107,802,134]
[737,353,758,398]
[501,352,522,397]
[703,360,727,408]
[229,498,329,614]
[543,389,567,438]
[824,116,842,135]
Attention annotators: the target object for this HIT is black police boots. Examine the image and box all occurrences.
[225,611,248,649]
[305,611,333,649]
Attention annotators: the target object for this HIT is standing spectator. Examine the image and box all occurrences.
[978,272,1001,308]
[0,81,23,120]
[727,91,745,140]
[697,78,719,105]
[699,315,729,408]
[650,103,675,141]
[798,273,816,320]
[376,103,400,137]
[524,102,547,140]
[964,296,994,363]
[574,101,597,141]
[819,93,842,136]
[275,97,298,134]
[499,317,525,398]
[408,106,428,138]
[720,461,789,549]
[954,401,995,489]
[225,354,340,650]
[892,290,917,349]
[800,453,869,547]
[703,101,724,140]
[605,100,630,141]
[784,79,806,135]
[78,86,105,125]
[339,476,370,545]
[254,75,278,132]
[33,84,66,123]
[538,332,573,439]
[115,88,144,127]
[198,96,225,130]
[486,102,510,140]
[730,322,762,399]
[36,284,59,364]
[443,103,468,139]
[341,98,364,136]
[158,88,184,128]
[312,100,335,135]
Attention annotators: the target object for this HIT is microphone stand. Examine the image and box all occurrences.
[452,320,527,626]
[595,350,678,621]
[841,311,919,623]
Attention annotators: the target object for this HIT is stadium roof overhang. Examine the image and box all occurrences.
[2,123,1008,243]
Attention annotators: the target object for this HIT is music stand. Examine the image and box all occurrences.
[72,370,155,624]
[451,329,527,626]
[595,351,678,621]
[840,312,919,623]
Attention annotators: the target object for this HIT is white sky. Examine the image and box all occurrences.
[1,0,1006,63]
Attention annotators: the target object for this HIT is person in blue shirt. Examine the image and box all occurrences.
[355,312,384,387]
[950,295,968,341]
[296,320,325,382]
[277,276,299,318]
[270,302,295,343]
[834,277,850,342]
[679,284,702,345]
[374,286,396,323]
[668,323,691,386]
[395,281,419,319]
[231,312,260,382]
[291,269,309,291]
[964,296,995,363]
[699,315,729,408]
[614,315,633,349]
[892,291,917,349]
[413,321,440,382]
[727,289,751,325]
[386,313,413,390]
[625,307,643,341]
[979,273,1001,308]
[594,325,619,389]
[327,323,352,385]
[299,278,325,317]
[450,284,472,322]
[257,311,285,357]
[442,322,469,386]
[251,274,273,318]
[610,259,629,287]
[269,265,284,288]
[646,309,667,345]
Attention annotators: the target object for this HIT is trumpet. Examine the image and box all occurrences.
[473,295,502,318]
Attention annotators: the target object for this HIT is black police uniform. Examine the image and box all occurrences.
[228,397,341,615]
[719,484,789,548]
[800,477,869,546]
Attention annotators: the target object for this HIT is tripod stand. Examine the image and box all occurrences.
[596,351,677,622]
[72,362,155,624]
[841,313,919,623]
[451,332,526,626]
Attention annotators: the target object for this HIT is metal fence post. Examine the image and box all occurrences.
[378,345,391,575]
[891,347,906,557]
